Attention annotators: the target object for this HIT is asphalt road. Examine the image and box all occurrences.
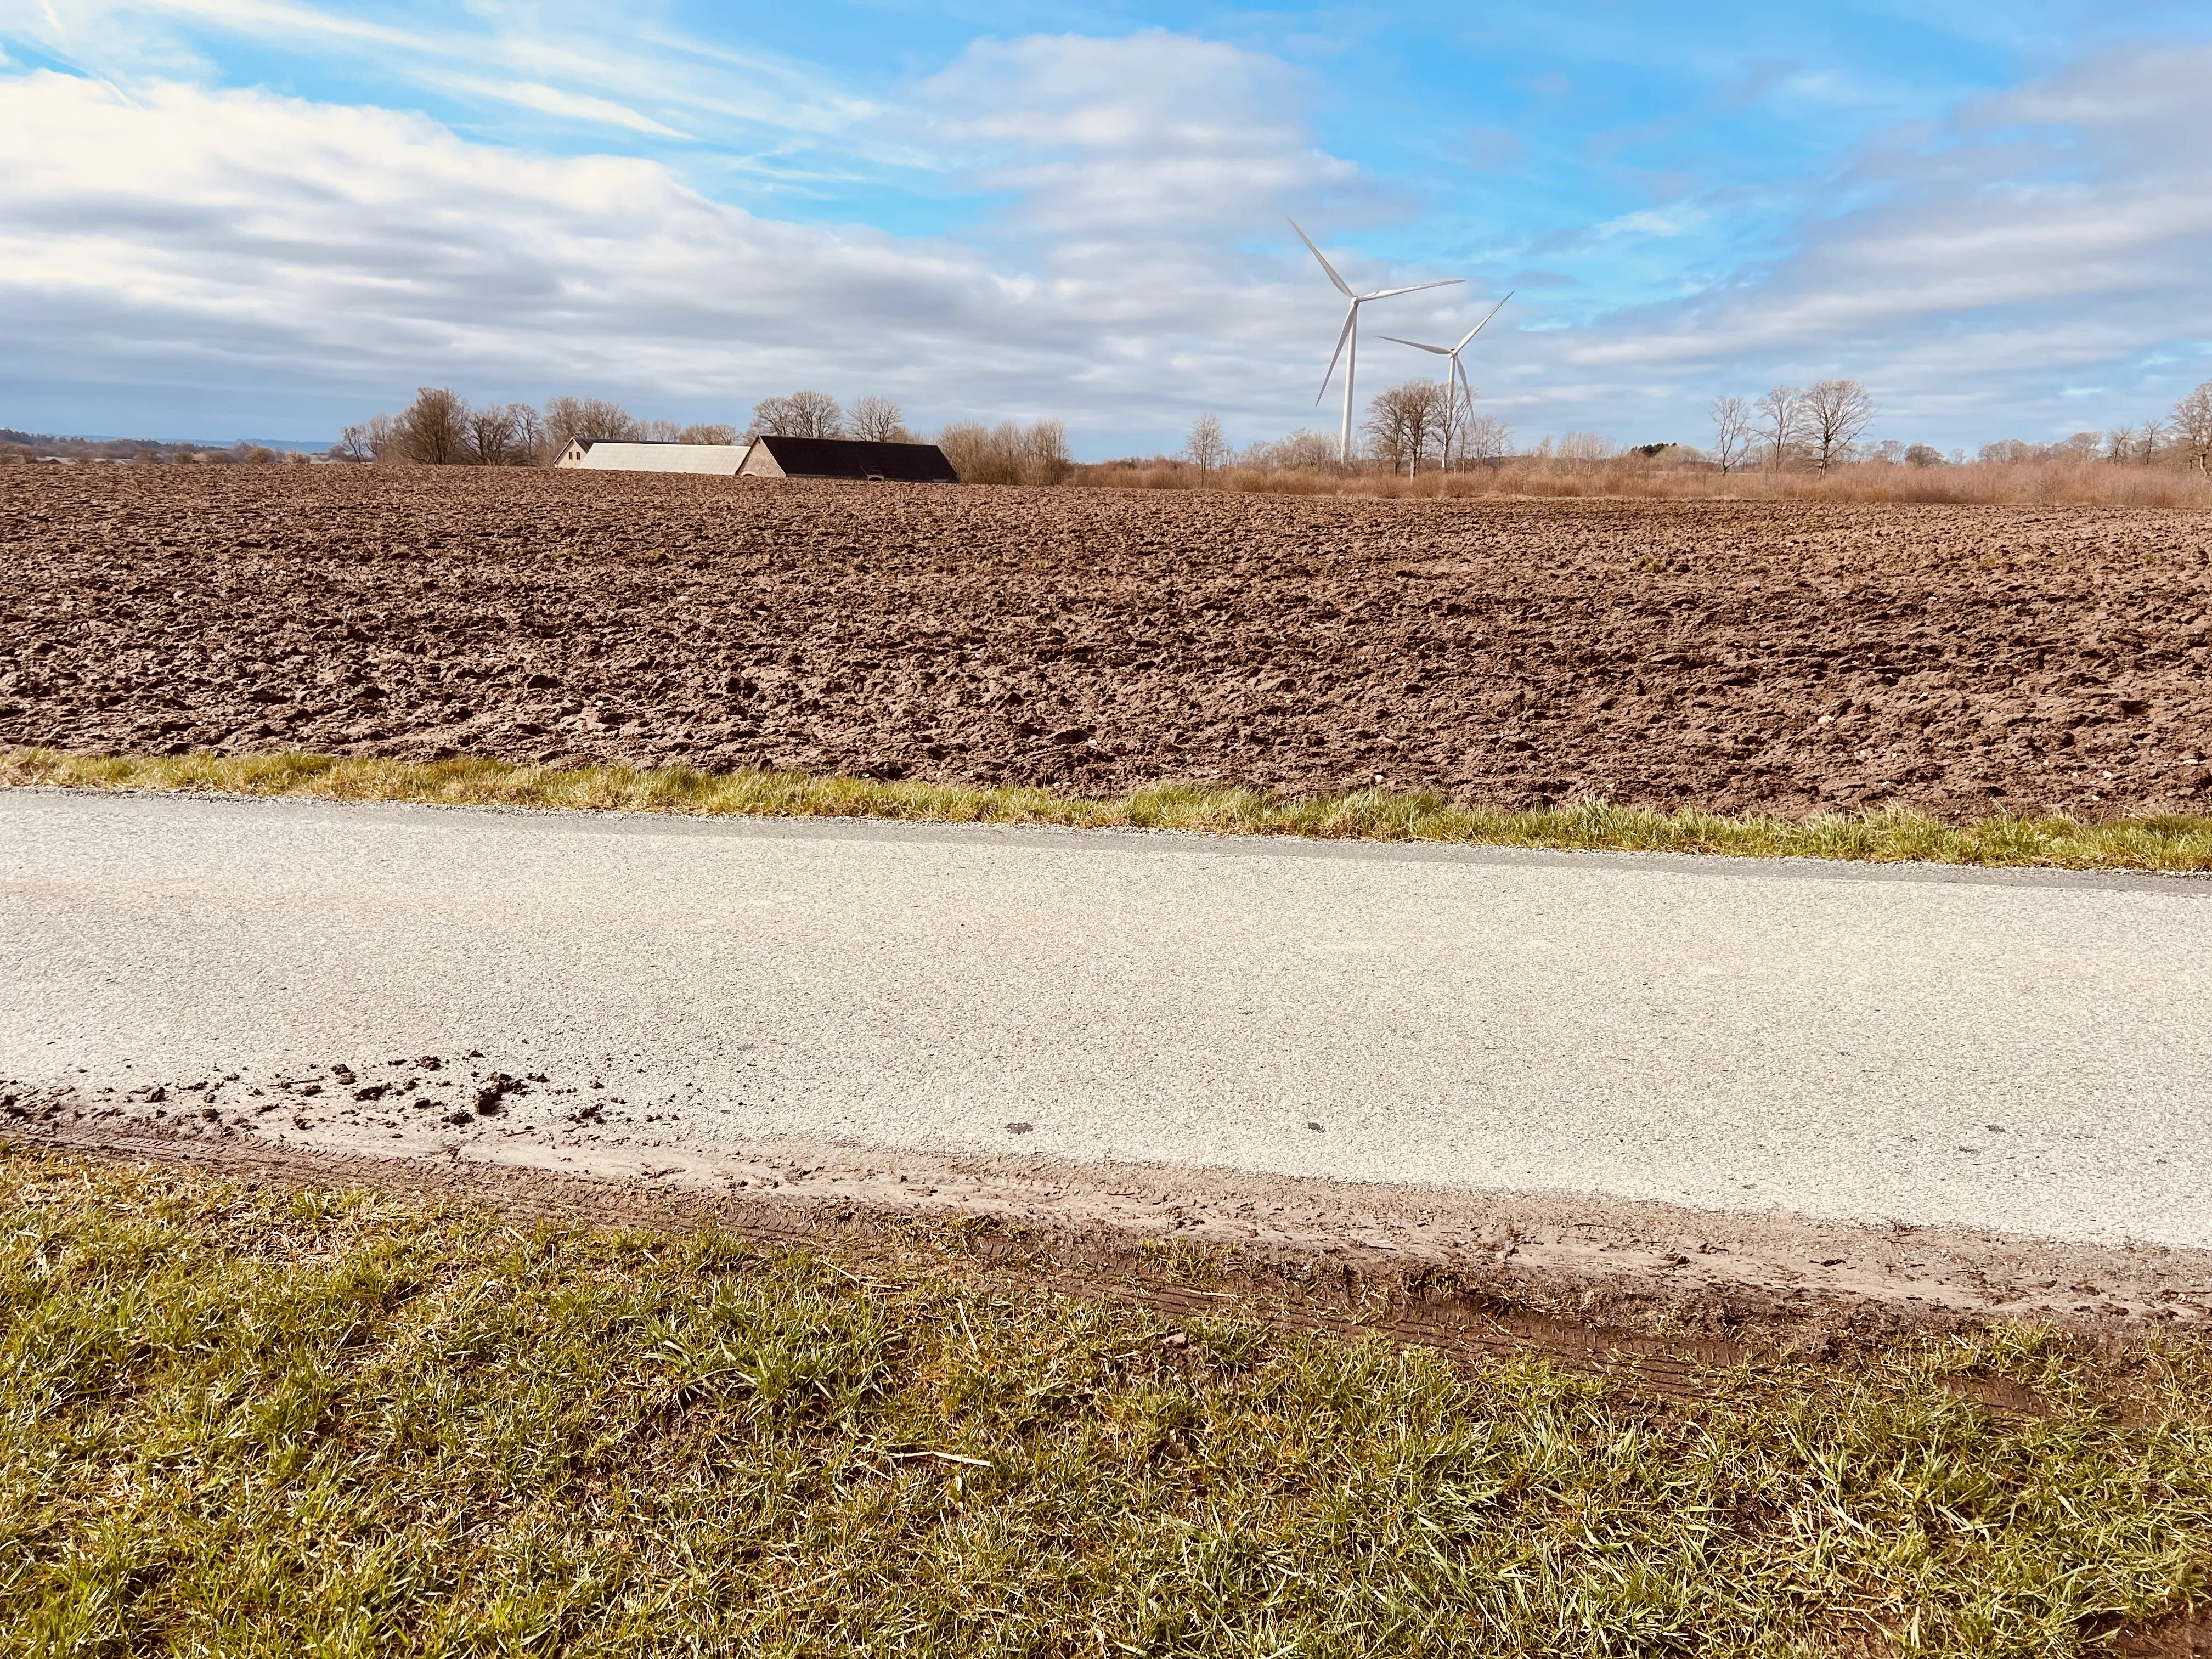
[5,788,2210,1249]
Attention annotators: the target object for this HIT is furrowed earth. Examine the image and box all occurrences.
[4,465,2211,817]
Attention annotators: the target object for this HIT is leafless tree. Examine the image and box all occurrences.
[1803,379,1875,470]
[1020,419,1072,484]
[1240,428,1336,469]
[333,413,398,464]
[398,387,471,465]
[1363,381,1450,473]
[1555,430,1614,463]
[1183,414,1227,473]
[1709,395,1752,473]
[1754,385,1804,467]
[750,391,843,439]
[848,397,909,443]
[466,403,540,467]
[543,397,640,458]
[2172,382,2212,473]
[1905,444,1944,467]
[1457,414,1512,462]
[1874,438,1908,465]
[677,422,738,445]
[935,419,1072,486]
[639,418,683,442]
[511,403,547,462]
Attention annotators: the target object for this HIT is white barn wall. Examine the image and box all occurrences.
[557,440,746,475]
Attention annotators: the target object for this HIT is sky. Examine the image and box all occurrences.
[4,1,2210,455]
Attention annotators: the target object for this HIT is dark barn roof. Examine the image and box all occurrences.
[747,435,960,482]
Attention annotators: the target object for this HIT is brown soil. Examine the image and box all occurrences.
[4,466,2210,817]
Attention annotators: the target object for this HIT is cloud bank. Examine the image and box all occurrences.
[1,25,2208,450]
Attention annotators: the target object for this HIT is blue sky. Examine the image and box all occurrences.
[4,1,2210,454]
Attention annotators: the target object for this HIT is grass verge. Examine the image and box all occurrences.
[3,1148,2209,1655]
[9,745,2212,872]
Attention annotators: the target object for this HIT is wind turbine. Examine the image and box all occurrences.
[1290,219,1463,464]
[1381,292,1512,471]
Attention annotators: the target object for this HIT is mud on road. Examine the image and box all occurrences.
[4,465,2210,817]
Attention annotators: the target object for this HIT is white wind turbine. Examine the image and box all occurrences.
[1290,219,1463,464]
[1380,291,1512,471]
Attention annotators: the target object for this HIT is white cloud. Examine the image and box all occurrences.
[916,31,1358,244]
[0,63,1426,442]
[12,17,2205,453]
[1551,46,2212,432]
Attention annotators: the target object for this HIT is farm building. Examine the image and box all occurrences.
[737,436,960,482]
[556,439,746,475]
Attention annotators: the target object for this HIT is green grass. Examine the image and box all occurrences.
[9,746,2212,872]
[2,1150,2208,1655]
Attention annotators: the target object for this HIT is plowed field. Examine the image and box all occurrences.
[5,465,2210,818]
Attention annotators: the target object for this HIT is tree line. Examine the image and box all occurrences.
[1707,379,2212,474]
[335,386,1071,482]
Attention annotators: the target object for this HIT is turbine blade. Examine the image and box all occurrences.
[1455,291,1514,350]
[1316,306,1356,403]
[1363,278,1465,301]
[1288,219,1355,298]
[1379,335,1451,354]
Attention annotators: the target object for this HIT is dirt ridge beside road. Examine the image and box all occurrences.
[13,1099,2209,1364]
[5,466,2210,819]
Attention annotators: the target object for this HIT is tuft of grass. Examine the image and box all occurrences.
[9,745,2212,873]
[2,1148,2209,1655]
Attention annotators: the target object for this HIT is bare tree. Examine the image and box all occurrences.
[1556,430,1614,463]
[398,387,471,465]
[1709,395,1752,473]
[1754,385,1804,468]
[935,419,1072,486]
[1905,444,1944,467]
[1363,381,1450,473]
[466,403,535,467]
[543,397,640,456]
[1183,414,1227,474]
[1020,419,1072,484]
[1457,414,1512,462]
[676,422,738,445]
[2172,382,2212,473]
[848,396,909,443]
[511,403,547,462]
[333,413,398,464]
[750,391,843,439]
[1241,428,1337,469]
[2132,417,2168,465]
[1803,379,1875,470]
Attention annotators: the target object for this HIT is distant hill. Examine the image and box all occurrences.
[1,429,336,464]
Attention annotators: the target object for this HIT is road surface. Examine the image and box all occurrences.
[5,788,2210,1263]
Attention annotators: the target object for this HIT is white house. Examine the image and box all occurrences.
[556,438,746,475]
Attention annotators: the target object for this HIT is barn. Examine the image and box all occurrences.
[556,439,746,475]
[737,435,960,482]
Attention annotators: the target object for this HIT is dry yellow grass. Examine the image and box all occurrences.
[1076,456,2212,509]
[9,747,2212,873]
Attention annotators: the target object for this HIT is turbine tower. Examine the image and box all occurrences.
[1291,220,1463,464]
[1381,292,1512,470]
